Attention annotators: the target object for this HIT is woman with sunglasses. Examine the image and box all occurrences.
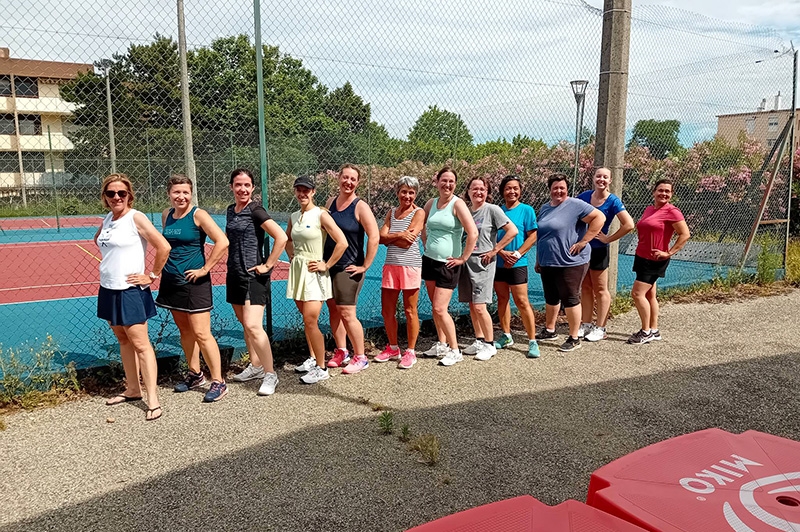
[96,174,171,421]
[156,175,230,402]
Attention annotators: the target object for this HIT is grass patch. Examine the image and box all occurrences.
[408,433,441,466]
[378,411,394,435]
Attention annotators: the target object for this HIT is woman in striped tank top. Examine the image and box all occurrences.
[375,176,426,369]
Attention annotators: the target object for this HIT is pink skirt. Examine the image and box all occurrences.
[382,265,422,290]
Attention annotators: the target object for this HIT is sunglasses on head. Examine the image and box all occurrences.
[104,190,128,199]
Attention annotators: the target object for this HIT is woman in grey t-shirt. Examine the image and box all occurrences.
[458,176,518,361]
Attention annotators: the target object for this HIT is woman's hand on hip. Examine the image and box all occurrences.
[126,273,152,286]
[185,267,208,282]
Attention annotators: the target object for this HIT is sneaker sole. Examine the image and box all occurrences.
[300,375,330,384]
[372,356,400,363]
[232,374,264,382]
[438,358,463,366]
[203,388,228,402]
[536,335,560,342]
[342,365,369,375]
[326,359,350,368]
[558,344,582,352]
[585,336,607,342]
[627,338,654,345]
[398,360,416,369]
[257,388,277,396]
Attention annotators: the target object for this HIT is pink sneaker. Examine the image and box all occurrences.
[342,355,369,374]
[398,349,417,369]
[327,348,351,368]
[374,345,401,363]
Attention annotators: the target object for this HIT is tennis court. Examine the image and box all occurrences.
[0,213,721,370]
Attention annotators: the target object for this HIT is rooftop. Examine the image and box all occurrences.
[0,48,93,79]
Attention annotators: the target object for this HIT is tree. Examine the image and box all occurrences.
[628,119,683,159]
[406,106,473,163]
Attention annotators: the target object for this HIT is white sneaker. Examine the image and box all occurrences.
[439,349,463,366]
[462,339,483,355]
[423,341,447,358]
[257,372,278,395]
[232,363,265,382]
[585,325,608,342]
[474,343,497,361]
[300,366,330,384]
[578,322,593,339]
[294,357,317,373]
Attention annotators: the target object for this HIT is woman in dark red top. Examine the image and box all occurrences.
[627,179,691,344]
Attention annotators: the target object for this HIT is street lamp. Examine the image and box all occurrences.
[570,79,588,196]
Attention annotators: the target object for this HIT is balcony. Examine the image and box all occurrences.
[0,133,75,151]
[0,96,78,115]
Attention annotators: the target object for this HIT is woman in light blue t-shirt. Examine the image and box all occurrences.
[576,167,634,343]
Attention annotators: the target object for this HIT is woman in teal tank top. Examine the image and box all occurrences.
[156,175,230,402]
[420,166,478,366]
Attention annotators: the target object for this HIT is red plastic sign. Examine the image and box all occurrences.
[407,495,645,531]
[587,429,800,531]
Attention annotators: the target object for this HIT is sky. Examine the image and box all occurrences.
[3,0,799,147]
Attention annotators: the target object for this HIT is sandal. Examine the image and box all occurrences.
[146,406,162,421]
[106,394,143,406]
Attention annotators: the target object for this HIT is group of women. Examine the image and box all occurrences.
[95,164,690,421]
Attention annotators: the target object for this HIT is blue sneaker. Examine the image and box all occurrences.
[203,381,228,402]
[527,340,540,358]
[174,370,206,393]
[494,334,514,349]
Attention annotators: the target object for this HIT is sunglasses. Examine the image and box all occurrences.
[104,190,129,199]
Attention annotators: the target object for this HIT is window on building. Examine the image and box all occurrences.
[745,117,755,134]
[0,76,10,97]
[767,138,776,148]
[0,114,42,135]
[0,152,46,173]
[13,76,39,98]
[768,116,779,132]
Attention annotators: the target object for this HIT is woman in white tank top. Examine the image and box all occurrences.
[95,174,171,421]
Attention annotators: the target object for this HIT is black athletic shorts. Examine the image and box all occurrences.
[494,265,528,286]
[589,247,610,271]
[539,263,589,308]
[226,273,269,306]
[633,255,670,285]
[421,255,461,290]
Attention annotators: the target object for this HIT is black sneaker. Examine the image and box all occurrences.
[535,328,559,341]
[174,370,207,393]
[558,336,581,352]
[650,329,662,341]
[626,329,654,345]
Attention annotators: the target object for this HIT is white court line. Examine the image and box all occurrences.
[40,219,52,227]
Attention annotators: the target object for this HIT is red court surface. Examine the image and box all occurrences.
[0,216,103,230]
[407,495,645,531]
[0,240,288,304]
[587,429,800,531]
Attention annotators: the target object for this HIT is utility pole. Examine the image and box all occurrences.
[177,0,198,205]
[104,66,117,174]
[593,0,631,299]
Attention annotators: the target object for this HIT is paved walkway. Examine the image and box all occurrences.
[2,290,800,531]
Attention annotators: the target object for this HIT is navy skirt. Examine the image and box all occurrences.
[98,286,157,326]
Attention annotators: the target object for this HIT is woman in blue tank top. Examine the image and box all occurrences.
[319,164,380,375]
[156,175,230,402]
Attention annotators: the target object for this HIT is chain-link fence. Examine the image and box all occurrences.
[0,0,796,372]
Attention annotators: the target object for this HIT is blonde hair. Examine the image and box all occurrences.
[101,173,135,208]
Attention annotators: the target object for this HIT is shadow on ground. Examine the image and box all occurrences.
[5,352,800,532]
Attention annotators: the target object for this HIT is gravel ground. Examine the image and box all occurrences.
[2,290,800,531]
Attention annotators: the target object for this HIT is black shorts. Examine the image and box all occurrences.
[633,255,670,285]
[539,263,589,308]
[156,273,213,313]
[421,255,461,290]
[97,286,157,326]
[494,265,528,286]
[226,273,269,306]
[329,269,365,306]
[589,247,610,271]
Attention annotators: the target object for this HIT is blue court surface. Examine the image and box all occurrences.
[0,213,722,371]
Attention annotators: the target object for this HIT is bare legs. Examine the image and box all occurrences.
[170,310,224,382]
[581,269,611,328]
[425,280,458,349]
[631,280,659,331]
[295,300,325,366]
[468,303,493,343]
[110,323,159,410]
[545,303,582,338]
[232,302,274,373]
[381,288,420,350]
[495,281,537,339]
[327,300,365,355]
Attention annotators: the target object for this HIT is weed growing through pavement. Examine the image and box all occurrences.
[378,411,394,435]
[0,336,80,409]
[409,433,441,466]
[371,402,387,412]
[0,417,6,431]
[399,423,411,442]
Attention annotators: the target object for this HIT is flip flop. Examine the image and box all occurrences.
[106,394,143,406]
[145,406,162,421]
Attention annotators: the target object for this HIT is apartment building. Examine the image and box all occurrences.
[716,92,800,151]
[0,48,93,189]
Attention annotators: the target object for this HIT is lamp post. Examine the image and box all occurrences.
[570,79,588,196]
[101,63,117,174]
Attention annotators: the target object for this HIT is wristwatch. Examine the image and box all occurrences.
[149,272,160,280]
